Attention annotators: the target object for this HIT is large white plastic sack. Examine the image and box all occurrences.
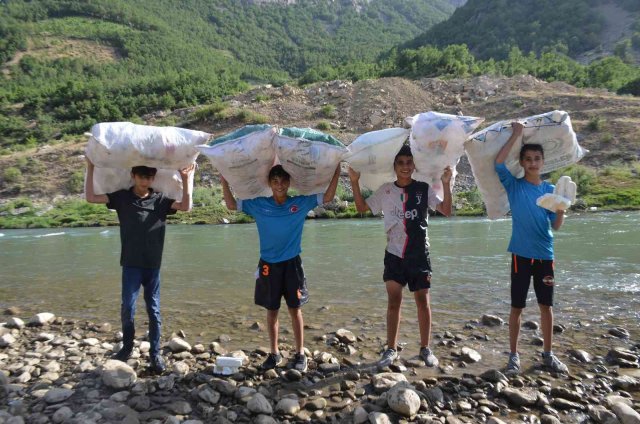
[465,110,586,219]
[85,122,205,200]
[88,167,195,203]
[197,125,277,200]
[276,128,347,195]
[408,111,484,199]
[86,122,208,169]
[343,128,409,191]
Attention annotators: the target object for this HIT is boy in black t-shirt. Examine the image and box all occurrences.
[85,158,194,374]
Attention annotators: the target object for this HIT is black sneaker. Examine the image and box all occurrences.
[149,355,166,374]
[293,353,308,372]
[260,353,283,370]
[113,347,132,362]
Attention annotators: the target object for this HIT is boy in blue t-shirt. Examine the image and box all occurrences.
[495,122,568,375]
[221,164,341,372]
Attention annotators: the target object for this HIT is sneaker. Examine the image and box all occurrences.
[293,353,308,372]
[113,347,132,362]
[505,353,521,375]
[377,348,398,368]
[543,352,568,374]
[149,355,166,374]
[260,353,283,371]
[419,346,439,367]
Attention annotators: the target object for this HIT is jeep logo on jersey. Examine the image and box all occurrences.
[290,205,299,213]
[392,206,418,220]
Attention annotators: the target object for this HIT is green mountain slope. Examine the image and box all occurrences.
[0,0,457,148]
[406,0,640,61]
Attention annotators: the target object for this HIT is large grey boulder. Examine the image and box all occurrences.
[611,402,640,424]
[371,372,408,393]
[101,359,137,389]
[248,393,273,415]
[387,384,421,417]
[44,388,74,404]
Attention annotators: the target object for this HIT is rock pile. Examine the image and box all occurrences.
[1,311,638,423]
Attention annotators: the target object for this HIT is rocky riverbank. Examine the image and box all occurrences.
[1,310,639,424]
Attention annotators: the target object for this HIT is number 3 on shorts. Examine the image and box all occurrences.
[262,264,270,276]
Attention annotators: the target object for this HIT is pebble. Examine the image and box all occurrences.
[1,310,638,424]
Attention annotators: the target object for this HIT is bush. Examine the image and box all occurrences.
[586,116,603,131]
[193,187,218,207]
[254,94,270,103]
[601,133,614,144]
[236,109,269,124]
[320,104,336,118]
[316,121,331,131]
[66,171,85,193]
[335,183,353,202]
[191,103,227,121]
[3,167,22,183]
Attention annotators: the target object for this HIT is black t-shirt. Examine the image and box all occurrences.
[106,188,176,269]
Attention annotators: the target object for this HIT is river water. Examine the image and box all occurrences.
[1,212,638,357]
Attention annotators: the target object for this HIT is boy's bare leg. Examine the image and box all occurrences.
[288,307,304,353]
[385,280,403,349]
[414,288,432,347]
[267,309,279,353]
[509,307,523,353]
[539,304,553,352]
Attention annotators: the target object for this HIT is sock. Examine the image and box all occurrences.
[542,351,552,357]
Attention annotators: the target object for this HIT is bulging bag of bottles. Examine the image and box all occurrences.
[465,110,586,219]
[276,127,347,195]
[85,122,206,199]
[198,125,277,199]
[408,111,484,200]
[344,128,409,191]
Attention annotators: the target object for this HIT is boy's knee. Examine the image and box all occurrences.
[388,301,402,312]
[538,303,552,312]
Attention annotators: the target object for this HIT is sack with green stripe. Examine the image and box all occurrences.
[276,128,347,195]
[198,125,276,199]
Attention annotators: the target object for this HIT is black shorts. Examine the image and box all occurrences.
[511,254,555,308]
[255,255,309,310]
[383,251,432,292]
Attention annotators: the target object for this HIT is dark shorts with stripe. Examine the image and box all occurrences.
[383,250,432,292]
[255,255,309,310]
[511,254,555,308]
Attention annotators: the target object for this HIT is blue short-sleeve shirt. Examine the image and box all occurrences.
[495,162,557,260]
[238,194,323,263]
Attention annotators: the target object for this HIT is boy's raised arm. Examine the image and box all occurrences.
[220,175,237,210]
[348,167,370,213]
[171,163,196,211]
[322,165,342,204]
[495,122,524,165]
[84,158,109,204]
[436,166,452,217]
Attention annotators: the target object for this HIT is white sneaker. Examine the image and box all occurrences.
[377,348,398,368]
[419,347,439,367]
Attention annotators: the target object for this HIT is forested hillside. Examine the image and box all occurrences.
[406,0,640,61]
[0,0,456,149]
